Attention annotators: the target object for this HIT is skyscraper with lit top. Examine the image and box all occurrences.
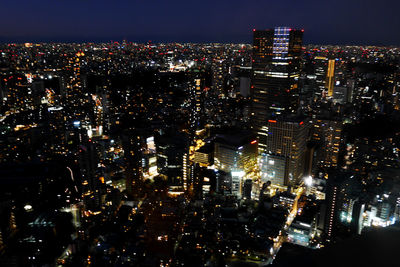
[252,27,307,186]
[251,27,303,152]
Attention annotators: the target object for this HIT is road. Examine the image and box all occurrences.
[267,185,305,265]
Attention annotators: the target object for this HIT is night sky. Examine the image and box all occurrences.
[1,0,399,45]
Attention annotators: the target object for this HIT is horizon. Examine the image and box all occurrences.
[1,37,399,48]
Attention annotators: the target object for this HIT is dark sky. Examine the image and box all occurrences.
[1,0,400,45]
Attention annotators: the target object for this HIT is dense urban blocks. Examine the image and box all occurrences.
[1,26,400,267]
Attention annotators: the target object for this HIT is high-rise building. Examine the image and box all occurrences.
[121,130,144,196]
[251,27,303,152]
[326,59,335,97]
[311,119,342,169]
[189,72,205,136]
[259,117,309,186]
[79,139,104,210]
[64,51,88,122]
[310,56,329,99]
[211,49,227,97]
[323,171,362,242]
[156,130,189,186]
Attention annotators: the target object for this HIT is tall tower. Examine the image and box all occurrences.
[252,27,303,152]
[122,131,144,196]
[326,59,335,97]
[189,75,204,136]
[64,51,87,121]
[311,119,342,169]
[211,47,226,98]
[79,139,103,210]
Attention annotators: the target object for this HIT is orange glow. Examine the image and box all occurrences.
[251,140,257,144]
[268,120,277,123]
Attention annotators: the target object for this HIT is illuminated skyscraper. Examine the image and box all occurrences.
[313,56,329,98]
[311,119,342,169]
[122,131,144,196]
[326,59,335,97]
[323,171,362,242]
[64,51,88,121]
[189,72,205,136]
[251,27,303,152]
[193,78,202,128]
[259,118,309,186]
[79,139,103,210]
[211,49,226,97]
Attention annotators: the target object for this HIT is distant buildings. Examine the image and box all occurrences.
[2,34,400,265]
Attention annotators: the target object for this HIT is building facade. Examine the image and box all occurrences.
[251,27,303,152]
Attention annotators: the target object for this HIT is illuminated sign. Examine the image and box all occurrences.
[48,106,63,111]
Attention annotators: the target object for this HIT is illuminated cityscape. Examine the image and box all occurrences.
[1,1,400,267]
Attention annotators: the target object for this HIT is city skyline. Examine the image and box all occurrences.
[1,2,400,266]
[1,0,400,45]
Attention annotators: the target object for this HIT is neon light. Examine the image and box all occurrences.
[251,140,257,144]
[268,120,277,123]
[299,121,304,125]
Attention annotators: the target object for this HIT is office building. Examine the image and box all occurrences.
[121,130,144,196]
[214,131,258,174]
[188,71,206,136]
[260,117,309,186]
[251,27,303,152]
[326,59,335,97]
[311,119,342,169]
[156,131,189,186]
[193,143,213,167]
[211,52,227,97]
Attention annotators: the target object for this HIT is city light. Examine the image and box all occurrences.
[0,13,398,266]
[304,176,313,187]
